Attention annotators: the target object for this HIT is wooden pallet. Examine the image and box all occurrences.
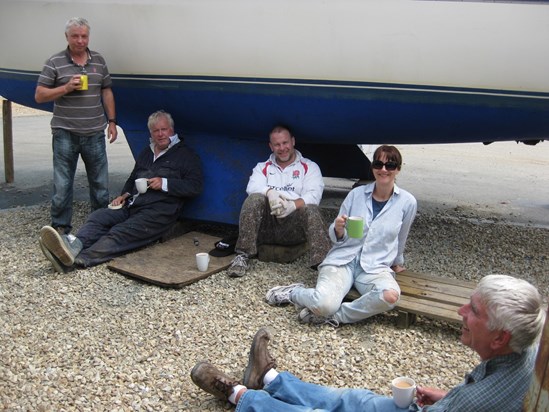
[108,231,234,288]
[345,270,476,328]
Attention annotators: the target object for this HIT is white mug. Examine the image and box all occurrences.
[391,377,416,408]
[135,178,148,194]
[196,252,210,272]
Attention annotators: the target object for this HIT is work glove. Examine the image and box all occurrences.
[267,190,284,215]
[276,197,297,219]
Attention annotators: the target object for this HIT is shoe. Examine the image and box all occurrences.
[298,308,340,327]
[190,361,239,402]
[228,254,249,277]
[38,238,70,273]
[265,283,304,306]
[243,328,277,390]
[40,226,83,266]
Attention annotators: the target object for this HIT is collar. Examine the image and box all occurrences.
[150,133,180,155]
[363,182,401,196]
[65,46,91,68]
[465,351,523,384]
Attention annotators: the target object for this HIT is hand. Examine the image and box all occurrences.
[334,214,347,239]
[110,195,126,206]
[276,198,296,218]
[64,75,82,93]
[147,177,163,191]
[391,264,406,273]
[415,386,447,407]
[267,189,284,214]
[107,122,118,143]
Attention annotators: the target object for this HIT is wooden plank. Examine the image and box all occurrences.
[398,295,463,324]
[3,100,14,183]
[397,274,474,299]
[399,284,470,306]
[397,270,475,288]
[108,231,234,288]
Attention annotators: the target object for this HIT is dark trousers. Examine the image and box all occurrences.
[75,204,177,267]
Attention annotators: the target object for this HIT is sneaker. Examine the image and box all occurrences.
[243,327,277,390]
[265,283,304,306]
[40,226,83,266]
[298,308,340,327]
[190,361,240,402]
[228,254,249,277]
[38,238,70,273]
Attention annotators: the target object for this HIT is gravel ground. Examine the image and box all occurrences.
[1,200,547,411]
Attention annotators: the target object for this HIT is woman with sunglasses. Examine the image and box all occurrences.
[267,145,417,326]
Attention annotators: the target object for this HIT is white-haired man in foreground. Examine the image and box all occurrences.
[191,274,546,411]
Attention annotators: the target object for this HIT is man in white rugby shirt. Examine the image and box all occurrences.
[228,125,330,277]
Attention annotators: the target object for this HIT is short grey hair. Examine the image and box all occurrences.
[147,110,175,132]
[65,18,90,35]
[476,274,546,353]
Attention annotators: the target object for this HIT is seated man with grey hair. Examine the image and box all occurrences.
[38,110,203,271]
[191,274,546,411]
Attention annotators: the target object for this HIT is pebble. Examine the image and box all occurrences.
[0,201,547,411]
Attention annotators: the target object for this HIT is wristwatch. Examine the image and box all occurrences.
[108,118,117,125]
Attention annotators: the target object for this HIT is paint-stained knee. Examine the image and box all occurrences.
[382,289,400,304]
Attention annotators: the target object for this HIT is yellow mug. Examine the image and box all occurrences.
[78,74,88,91]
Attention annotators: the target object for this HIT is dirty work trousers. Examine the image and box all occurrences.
[75,204,176,267]
[235,193,330,267]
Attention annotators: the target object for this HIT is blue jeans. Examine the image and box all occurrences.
[236,372,408,412]
[51,128,109,231]
[292,256,400,324]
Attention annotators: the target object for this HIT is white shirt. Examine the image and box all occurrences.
[246,150,324,205]
[149,133,181,191]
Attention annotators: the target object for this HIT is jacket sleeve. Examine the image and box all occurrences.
[121,153,146,196]
[299,160,324,206]
[246,162,270,196]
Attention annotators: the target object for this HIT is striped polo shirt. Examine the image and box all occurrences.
[37,47,113,136]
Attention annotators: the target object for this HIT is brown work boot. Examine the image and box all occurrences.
[243,327,277,390]
[190,361,239,402]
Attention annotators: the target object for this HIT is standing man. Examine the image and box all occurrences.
[35,17,117,234]
[228,125,330,277]
[38,110,203,271]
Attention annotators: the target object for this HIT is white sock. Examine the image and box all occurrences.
[263,368,279,386]
[228,384,246,405]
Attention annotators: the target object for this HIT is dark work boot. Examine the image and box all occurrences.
[243,327,277,390]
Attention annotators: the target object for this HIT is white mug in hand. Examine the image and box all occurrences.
[391,377,416,408]
[135,178,148,194]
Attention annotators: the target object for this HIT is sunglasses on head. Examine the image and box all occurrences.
[372,160,399,171]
